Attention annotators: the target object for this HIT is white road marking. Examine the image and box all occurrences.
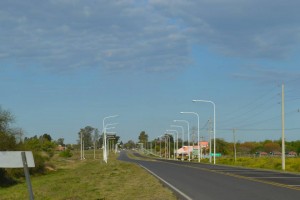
[138,164,193,200]
[250,177,300,179]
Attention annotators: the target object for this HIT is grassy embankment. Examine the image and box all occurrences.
[0,150,176,200]
[201,157,300,173]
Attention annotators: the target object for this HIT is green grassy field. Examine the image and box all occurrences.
[201,156,300,173]
[0,150,177,200]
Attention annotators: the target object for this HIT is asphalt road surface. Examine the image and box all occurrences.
[118,151,300,200]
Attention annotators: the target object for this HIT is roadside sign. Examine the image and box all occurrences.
[211,153,222,157]
[0,151,35,168]
[0,151,35,200]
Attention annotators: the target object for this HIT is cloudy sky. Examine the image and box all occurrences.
[1,0,300,144]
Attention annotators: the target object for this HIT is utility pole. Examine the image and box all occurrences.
[94,139,96,159]
[80,132,83,160]
[281,83,286,171]
[165,136,167,159]
[233,128,237,163]
[200,136,205,159]
[208,119,212,163]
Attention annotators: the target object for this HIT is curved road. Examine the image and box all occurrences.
[119,150,300,200]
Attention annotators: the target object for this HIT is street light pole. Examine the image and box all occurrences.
[102,115,119,163]
[170,125,184,148]
[80,131,83,160]
[180,112,200,163]
[164,135,170,159]
[160,136,162,157]
[174,120,190,161]
[171,125,184,161]
[162,134,171,159]
[166,129,179,160]
[166,130,177,160]
[281,83,285,171]
[192,99,216,164]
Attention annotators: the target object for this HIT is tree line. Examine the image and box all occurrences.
[123,131,300,156]
[76,125,121,150]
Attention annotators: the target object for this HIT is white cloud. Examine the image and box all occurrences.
[151,0,300,59]
[0,0,190,72]
[1,0,300,73]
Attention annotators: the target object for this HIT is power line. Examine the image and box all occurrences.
[220,109,299,130]
[219,86,279,126]
[219,128,300,131]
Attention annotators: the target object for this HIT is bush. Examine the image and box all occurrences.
[59,149,73,158]
[0,169,17,187]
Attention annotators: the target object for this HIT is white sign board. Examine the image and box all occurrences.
[0,151,35,168]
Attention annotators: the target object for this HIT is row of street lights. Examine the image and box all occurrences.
[192,100,216,164]
[157,99,216,164]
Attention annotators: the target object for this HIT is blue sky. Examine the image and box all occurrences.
[1,0,300,144]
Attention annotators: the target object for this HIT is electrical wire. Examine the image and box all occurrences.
[219,86,279,126]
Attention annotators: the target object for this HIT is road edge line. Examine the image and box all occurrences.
[138,164,193,200]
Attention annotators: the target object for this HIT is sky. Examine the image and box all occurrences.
[1,0,300,144]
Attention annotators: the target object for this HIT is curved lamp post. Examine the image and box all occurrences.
[171,125,184,161]
[167,129,180,160]
[180,112,200,163]
[174,120,191,161]
[166,130,177,160]
[192,99,216,164]
[102,115,119,163]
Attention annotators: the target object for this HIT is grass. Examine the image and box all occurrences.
[0,150,177,200]
[202,156,300,173]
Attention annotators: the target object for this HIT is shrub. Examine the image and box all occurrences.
[59,149,73,158]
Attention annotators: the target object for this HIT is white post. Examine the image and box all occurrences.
[171,125,184,161]
[80,132,83,160]
[192,100,216,164]
[160,136,162,157]
[102,115,119,163]
[233,128,237,163]
[83,141,85,159]
[180,112,200,162]
[94,139,96,159]
[208,119,212,163]
[166,130,178,160]
[281,83,285,171]
[174,120,190,161]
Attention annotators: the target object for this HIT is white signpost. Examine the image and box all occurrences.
[0,151,35,200]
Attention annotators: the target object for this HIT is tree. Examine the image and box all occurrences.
[0,107,17,151]
[138,131,148,147]
[124,140,136,149]
[215,138,231,155]
[286,140,300,154]
[78,126,94,148]
[93,129,100,148]
[263,142,281,153]
[57,138,65,146]
[99,132,120,149]
[239,142,262,155]
[0,132,17,151]
[0,106,14,133]
[40,133,52,142]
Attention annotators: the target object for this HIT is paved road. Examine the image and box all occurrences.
[119,151,300,200]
